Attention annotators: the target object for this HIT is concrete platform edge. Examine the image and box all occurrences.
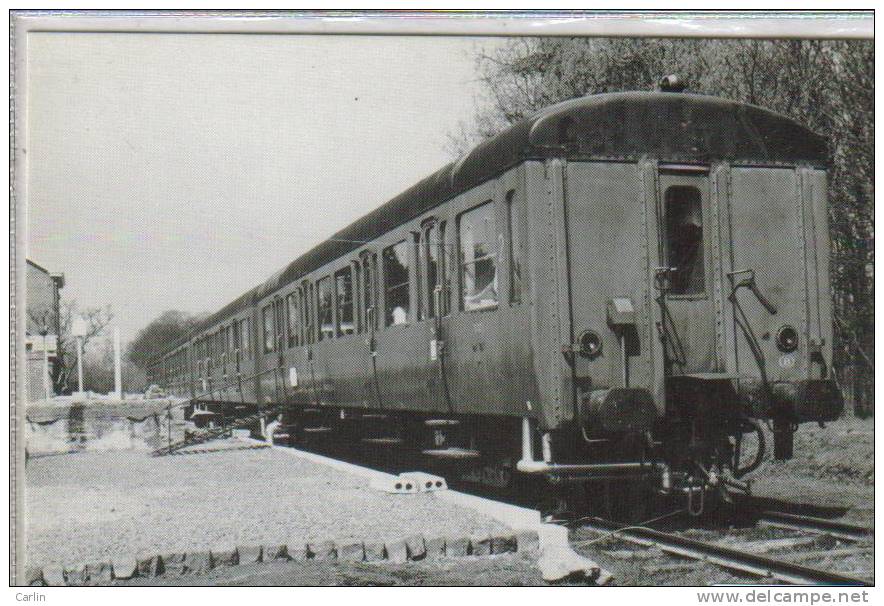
[249,439,568,555]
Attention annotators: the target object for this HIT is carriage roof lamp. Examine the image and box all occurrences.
[659,74,687,93]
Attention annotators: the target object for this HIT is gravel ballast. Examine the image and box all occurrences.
[25,440,508,568]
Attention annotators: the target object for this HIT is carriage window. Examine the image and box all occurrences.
[440,221,450,316]
[262,305,274,353]
[298,285,310,345]
[241,319,250,358]
[335,267,355,336]
[664,186,705,295]
[232,324,240,370]
[459,201,499,311]
[317,276,334,340]
[361,252,378,332]
[507,190,524,304]
[304,281,316,344]
[274,298,285,349]
[352,261,362,334]
[286,292,299,347]
[414,234,424,321]
[383,240,410,326]
[423,223,440,318]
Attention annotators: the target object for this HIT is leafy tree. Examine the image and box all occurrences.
[458,38,873,414]
[128,310,207,371]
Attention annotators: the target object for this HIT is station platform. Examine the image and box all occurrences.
[25,437,510,568]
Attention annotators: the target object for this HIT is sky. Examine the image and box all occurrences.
[26,33,497,342]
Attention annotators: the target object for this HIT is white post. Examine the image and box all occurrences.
[71,317,89,397]
[520,417,533,464]
[76,336,84,395]
[113,326,122,399]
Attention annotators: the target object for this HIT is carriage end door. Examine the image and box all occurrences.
[656,168,719,376]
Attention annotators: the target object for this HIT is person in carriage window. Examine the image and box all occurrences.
[665,186,705,295]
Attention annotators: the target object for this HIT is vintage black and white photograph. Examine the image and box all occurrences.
[9,9,875,591]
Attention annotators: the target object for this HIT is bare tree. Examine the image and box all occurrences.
[53,300,114,393]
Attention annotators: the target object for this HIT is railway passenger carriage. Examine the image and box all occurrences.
[149,89,843,514]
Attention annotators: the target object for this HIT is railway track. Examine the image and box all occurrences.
[169,427,872,587]
[757,511,872,543]
[577,517,872,586]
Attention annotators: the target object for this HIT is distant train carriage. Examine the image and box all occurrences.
[150,87,842,513]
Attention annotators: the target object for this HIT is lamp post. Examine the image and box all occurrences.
[71,317,88,397]
[39,325,50,402]
[113,326,122,400]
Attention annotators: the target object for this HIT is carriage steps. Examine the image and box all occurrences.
[421,447,481,460]
[425,419,460,427]
[361,437,404,446]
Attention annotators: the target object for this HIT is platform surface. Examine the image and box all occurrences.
[25,438,508,568]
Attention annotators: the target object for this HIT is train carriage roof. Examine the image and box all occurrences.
[259,92,825,297]
[165,91,825,360]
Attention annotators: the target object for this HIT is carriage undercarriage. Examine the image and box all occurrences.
[184,368,841,520]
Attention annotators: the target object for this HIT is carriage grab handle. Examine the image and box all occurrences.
[727,269,777,315]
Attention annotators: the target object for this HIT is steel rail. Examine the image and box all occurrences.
[758,511,872,543]
[581,518,871,586]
